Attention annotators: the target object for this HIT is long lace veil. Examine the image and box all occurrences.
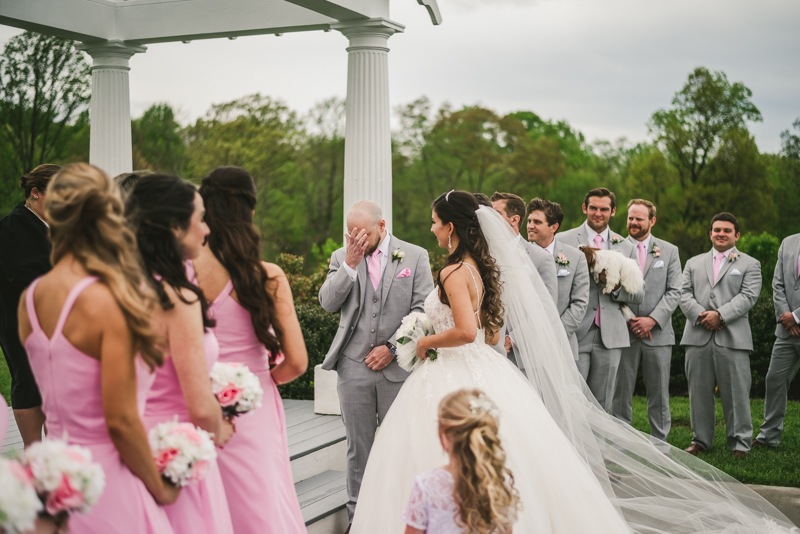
[475,206,797,533]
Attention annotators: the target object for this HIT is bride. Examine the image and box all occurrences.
[351,190,796,533]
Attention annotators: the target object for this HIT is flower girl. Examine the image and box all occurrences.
[402,389,521,534]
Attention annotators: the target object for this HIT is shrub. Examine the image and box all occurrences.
[737,232,780,292]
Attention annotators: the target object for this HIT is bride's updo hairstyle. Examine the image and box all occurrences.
[125,174,214,329]
[45,163,163,369]
[432,190,503,338]
[438,389,521,534]
[199,166,282,356]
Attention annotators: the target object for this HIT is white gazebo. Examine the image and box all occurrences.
[0,0,442,229]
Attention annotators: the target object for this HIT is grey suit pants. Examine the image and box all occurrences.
[756,336,800,447]
[577,327,622,412]
[612,341,672,442]
[685,341,753,452]
[336,355,404,521]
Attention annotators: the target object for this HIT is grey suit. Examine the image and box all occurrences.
[612,236,681,441]
[319,236,434,519]
[550,239,590,359]
[680,247,761,452]
[558,222,645,411]
[756,234,800,446]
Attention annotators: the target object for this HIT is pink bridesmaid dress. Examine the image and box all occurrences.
[24,276,175,534]
[210,279,306,534]
[143,321,234,534]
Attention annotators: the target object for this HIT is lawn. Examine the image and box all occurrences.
[630,395,800,488]
[0,347,10,404]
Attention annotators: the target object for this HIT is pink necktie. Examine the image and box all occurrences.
[368,250,382,291]
[638,242,646,274]
[594,235,603,327]
[713,252,725,284]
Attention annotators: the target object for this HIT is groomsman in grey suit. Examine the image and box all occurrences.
[319,200,434,525]
[753,232,800,449]
[611,199,681,443]
[490,192,558,367]
[526,197,590,359]
[558,187,644,411]
[680,212,761,458]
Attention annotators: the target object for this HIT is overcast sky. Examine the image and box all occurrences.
[1,0,798,152]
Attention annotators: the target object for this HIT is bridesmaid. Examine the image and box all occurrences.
[194,166,308,534]
[16,163,178,533]
[125,174,235,534]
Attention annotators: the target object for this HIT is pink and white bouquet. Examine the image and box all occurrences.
[23,438,105,517]
[210,362,264,418]
[394,311,438,372]
[0,457,42,533]
[149,420,217,487]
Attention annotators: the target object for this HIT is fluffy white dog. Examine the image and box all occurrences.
[579,246,644,320]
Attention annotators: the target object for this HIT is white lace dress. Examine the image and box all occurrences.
[350,288,632,534]
[402,469,463,534]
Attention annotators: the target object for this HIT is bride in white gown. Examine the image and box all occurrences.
[351,191,797,534]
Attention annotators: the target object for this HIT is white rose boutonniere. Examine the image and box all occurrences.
[610,235,624,245]
[555,253,570,267]
[729,252,739,263]
[392,250,405,263]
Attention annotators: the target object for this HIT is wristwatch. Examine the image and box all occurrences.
[385,342,397,356]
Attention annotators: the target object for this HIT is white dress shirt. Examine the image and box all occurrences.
[585,222,610,250]
[343,233,392,281]
[631,234,652,255]
[543,238,556,255]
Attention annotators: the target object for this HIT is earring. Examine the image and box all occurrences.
[33,196,38,200]
[447,234,452,249]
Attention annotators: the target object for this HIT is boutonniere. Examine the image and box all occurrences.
[391,250,405,263]
[610,235,624,245]
[555,252,570,267]
[651,244,661,258]
[728,252,739,263]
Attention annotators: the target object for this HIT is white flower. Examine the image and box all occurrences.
[149,420,217,487]
[210,362,264,417]
[392,250,405,262]
[0,458,42,532]
[394,312,437,372]
[469,393,500,420]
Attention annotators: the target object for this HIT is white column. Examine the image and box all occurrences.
[77,41,146,178]
[333,19,404,231]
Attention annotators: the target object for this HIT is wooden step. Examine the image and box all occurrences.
[297,469,348,528]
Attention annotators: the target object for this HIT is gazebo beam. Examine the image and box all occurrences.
[0,0,112,42]
[283,0,387,21]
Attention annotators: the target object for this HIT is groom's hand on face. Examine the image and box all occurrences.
[345,227,369,270]
[365,345,393,371]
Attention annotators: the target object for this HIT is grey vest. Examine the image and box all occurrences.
[342,264,384,361]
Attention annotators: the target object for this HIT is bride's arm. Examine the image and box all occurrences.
[416,265,478,357]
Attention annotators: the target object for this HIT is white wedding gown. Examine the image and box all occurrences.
[351,285,632,533]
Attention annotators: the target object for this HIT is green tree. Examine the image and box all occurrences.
[770,118,800,238]
[132,103,186,174]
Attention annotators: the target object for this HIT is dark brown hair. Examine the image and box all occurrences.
[627,198,657,219]
[490,192,526,232]
[473,193,492,207]
[711,212,740,234]
[526,198,564,230]
[200,167,282,357]
[583,187,616,211]
[432,191,504,339]
[20,164,61,199]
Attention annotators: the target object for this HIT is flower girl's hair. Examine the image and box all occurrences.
[438,389,521,534]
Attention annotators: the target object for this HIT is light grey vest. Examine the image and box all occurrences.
[342,263,385,361]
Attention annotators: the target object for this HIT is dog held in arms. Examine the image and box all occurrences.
[579,246,644,321]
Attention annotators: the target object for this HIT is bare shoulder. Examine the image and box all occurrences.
[262,261,288,282]
[75,282,127,327]
[161,283,202,317]
[439,263,471,286]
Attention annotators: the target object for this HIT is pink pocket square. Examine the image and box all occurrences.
[396,268,411,278]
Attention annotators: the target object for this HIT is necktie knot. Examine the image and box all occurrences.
[593,235,603,248]
[716,253,725,261]
[638,242,645,250]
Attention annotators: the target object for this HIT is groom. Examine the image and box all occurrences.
[319,200,434,527]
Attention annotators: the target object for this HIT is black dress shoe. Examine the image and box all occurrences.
[684,443,707,456]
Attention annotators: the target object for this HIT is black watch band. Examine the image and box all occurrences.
[385,342,397,355]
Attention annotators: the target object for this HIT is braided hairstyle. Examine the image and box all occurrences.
[432,190,504,339]
[199,167,282,357]
[125,174,215,329]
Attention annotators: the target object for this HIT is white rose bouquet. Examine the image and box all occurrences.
[149,420,217,487]
[23,438,105,517]
[0,457,42,533]
[210,362,264,418]
[394,312,438,372]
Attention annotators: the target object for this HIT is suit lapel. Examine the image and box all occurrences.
[791,237,800,282]
[578,223,588,247]
[357,259,368,308]
[713,247,736,287]
[704,249,715,287]
[643,238,656,276]
[381,240,403,307]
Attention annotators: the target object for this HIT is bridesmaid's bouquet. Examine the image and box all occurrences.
[394,312,438,372]
[23,439,105,517]
[0,457,42,533]
[210,362,264,418]
[149,420,217,487]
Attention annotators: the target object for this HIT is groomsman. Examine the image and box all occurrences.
[559,187,644,411]
[753,232,800,449]
[611,199,681,443]
[680,213,761,458]
[526,197,590,360]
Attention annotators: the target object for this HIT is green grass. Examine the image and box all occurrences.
[0,347,10,404]
[630,395,800,487]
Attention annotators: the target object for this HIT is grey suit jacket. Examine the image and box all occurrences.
[679,247,761,351]
[558,223,644,350]
[773,233,800,339]
[552,239,590,357]
[318,237,434,382]
[519,238,558,305]
[625,235,681,346]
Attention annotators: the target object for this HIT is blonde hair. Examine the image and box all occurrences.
[45,163,164,370]
[438,389,521,534]
[627,198,656,219]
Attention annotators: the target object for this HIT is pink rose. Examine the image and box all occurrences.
[9,460,32,485]
[46,473,85,515]
[217,384,243,407]
[172,424,203,445]
[190,460,209,481]
[154,448,180,471]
